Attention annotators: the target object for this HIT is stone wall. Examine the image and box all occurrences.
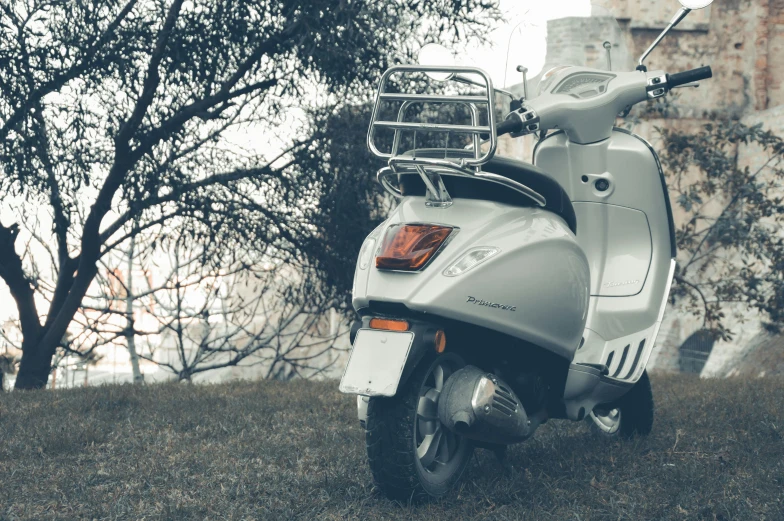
[501,0,784,148]
[727,330,784,377]
[606,0,781,115]
[541,12,634,75]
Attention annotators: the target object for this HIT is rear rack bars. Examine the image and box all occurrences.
[367,64,544,208]
[367,65,498,166]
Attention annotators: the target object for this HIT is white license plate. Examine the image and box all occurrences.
[339,329,414,396]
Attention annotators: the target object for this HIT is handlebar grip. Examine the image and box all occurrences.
[479,114,526,140]
[667,66,712,88]
[495,115,524,137]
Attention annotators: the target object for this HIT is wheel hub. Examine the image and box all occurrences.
[415,361,461,472]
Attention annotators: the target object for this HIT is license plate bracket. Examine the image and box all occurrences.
[339,329,414,396]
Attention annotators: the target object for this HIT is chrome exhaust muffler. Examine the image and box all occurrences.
[438,365,533,444]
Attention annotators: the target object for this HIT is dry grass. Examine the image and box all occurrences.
[1,374,783,520]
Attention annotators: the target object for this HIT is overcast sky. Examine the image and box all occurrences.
[461,0,592,85]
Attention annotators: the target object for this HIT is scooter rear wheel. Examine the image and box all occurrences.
[365,353,473,500]
[589,369,654,439]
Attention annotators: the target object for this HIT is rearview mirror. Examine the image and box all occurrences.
[678,0,713,9]
[417,44,455,82]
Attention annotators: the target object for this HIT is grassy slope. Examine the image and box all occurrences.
[1,375,783,521]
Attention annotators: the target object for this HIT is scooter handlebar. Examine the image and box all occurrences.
[494,65,712,144]
[667,66,712,89]
[496,116,525,137]
[478,114,525,140]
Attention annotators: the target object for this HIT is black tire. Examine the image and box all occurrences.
[589,370,654,439]
[365,353,474,501]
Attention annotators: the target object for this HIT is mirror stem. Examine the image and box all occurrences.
[638,7,691,69]
[516,66,529,101]
[452,73,484,89]
[453,74,515,100]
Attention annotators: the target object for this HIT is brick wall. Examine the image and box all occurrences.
[770,0,784,107]
[606,0,779,115]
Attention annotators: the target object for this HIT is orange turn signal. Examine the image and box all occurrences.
[369,318,410,331]
[434,330,447,353]
[375,224,453,271]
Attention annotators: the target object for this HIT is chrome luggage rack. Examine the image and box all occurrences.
[367,64,545,208]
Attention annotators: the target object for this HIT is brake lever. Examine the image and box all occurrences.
[672,81,700,89]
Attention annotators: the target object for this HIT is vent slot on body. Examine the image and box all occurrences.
[623,339,646,380]
[611,344,631,378]
[492,384,518,416]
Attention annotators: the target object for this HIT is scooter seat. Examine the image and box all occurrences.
[398,149,577,234]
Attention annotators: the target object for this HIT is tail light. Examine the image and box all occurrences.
[375,224,454,271]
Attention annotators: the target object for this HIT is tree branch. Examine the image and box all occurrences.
[0,0,140,142]
[0,222,42,341]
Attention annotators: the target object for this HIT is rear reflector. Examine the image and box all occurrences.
[369,318,410,331]
[375,224,453,271]
[434,330,447,353]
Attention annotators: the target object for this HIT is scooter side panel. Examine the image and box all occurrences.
[573,203,652,297]
[534,129,674,387]
[352,198,590,360]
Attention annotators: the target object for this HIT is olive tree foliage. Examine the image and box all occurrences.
[306,105,389,311]
[0,0,497,389]
[659,121,784,340]
[309,98,491,311]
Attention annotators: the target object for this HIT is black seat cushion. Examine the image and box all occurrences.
[398,149,577,234]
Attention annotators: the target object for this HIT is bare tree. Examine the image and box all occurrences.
[0,0,496,388]
[144,238,345,381]
[74,222,149,384]
[78,228,345,382]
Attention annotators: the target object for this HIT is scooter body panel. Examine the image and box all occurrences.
[352,197,590,360]
[534,128,676,417]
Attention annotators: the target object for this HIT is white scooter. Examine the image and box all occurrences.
[339,0,714,500]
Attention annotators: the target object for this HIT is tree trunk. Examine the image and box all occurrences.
[14,336,50,390]
[1,222,51,390]
[13,201,115,389]
[17,244,101,390]
[127,323,143,384]
[126,234,143,384]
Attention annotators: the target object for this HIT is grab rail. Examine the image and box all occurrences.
[382,157,546,208]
